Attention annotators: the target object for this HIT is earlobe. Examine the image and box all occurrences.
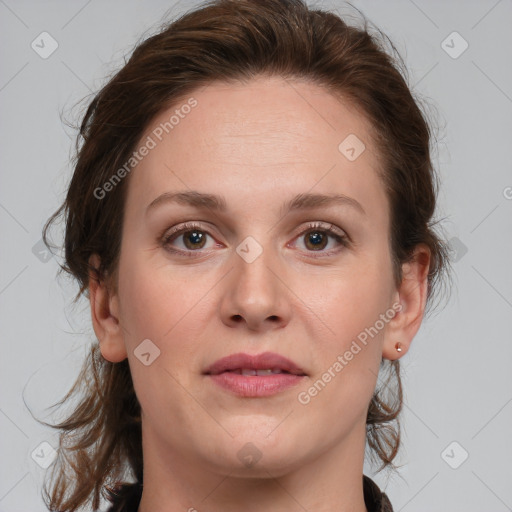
[382,244,431,361]
[88,254,127,363]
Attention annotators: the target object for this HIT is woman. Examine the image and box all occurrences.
[42,0,451,511]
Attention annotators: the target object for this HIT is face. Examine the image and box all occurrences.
[100,75,407,477]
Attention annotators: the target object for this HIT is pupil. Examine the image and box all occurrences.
[184,230,205,249]
[307,231,327,250]
[310,233,321,244]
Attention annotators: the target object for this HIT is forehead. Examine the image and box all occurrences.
[124,75,386,219]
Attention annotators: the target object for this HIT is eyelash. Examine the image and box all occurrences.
[160,221,350,258]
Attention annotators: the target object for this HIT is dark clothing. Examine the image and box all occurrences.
[106,474,393,511]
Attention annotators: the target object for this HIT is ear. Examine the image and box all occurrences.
[88,254,127,362]
[382,244,431,360]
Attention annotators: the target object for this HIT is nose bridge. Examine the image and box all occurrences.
[220,233,290,329]
[234,234,279,302]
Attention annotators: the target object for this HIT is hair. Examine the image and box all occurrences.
[41,0,452,510]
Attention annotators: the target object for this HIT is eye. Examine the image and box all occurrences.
[161,222,217,255]
[291,222,349,256]
[160,221,350,257]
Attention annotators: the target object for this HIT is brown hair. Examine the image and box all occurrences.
[41,0,451,510]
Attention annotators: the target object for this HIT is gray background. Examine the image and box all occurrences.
[1,0,511,510]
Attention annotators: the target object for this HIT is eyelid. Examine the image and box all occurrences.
[161,221,214,241]
[293,221,347,240]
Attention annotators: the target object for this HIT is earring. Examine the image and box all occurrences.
[395,342,402,353]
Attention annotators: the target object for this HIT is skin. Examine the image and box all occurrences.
[89,75,430,512]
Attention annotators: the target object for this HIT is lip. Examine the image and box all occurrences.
[204,351,307,376]
[203,351,307,398]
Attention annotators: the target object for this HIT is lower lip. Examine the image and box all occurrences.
[207,372,305,397]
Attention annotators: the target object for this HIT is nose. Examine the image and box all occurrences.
[219,243,292,332]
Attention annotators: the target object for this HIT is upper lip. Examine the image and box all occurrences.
[204,352,307,376]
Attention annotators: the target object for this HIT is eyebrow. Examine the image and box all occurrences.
[145,190,366,217]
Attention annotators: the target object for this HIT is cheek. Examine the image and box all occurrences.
[305,261,392,335]
[117,251,194,338]
[118,259,208,418]
[296,258,392,405]
[119,273,170,339]
[116,253,217,374]
[296,273,387,419]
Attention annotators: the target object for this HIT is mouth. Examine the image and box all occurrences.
[203,351,307,377]
[216,368,301,376]
[203,352,307,397]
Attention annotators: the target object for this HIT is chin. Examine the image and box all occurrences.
[207,446,305,479]
[202,420,307,473]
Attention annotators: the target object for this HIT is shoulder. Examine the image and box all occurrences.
[363,474,394,512]
[105,477,391,511]
[105,482,143,512]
